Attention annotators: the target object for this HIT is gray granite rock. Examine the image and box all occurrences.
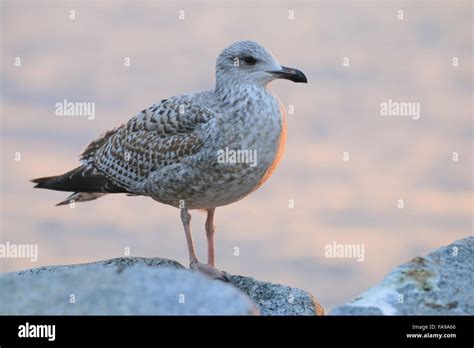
[228,274,323,315]
[330,237,474,315]
[0,257,323,315]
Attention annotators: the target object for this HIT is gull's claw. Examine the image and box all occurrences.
[190,262,230,282]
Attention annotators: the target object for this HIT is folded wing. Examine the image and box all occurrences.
[81,95,215,192]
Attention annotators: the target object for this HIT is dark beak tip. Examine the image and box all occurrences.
[270,66,308,84]
[293,69,308,84]
[288,71,307,84]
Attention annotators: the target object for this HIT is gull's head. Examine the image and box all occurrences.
[215,41,307,90]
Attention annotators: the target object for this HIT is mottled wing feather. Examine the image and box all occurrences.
[81,96,214,191]
[80,127,122,163]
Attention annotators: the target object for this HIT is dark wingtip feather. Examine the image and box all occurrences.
[31,166,130,193]
[31,176,56,187]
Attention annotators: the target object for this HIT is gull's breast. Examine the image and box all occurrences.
[192,92,286,208]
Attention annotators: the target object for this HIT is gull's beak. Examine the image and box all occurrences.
[268,66,308,83]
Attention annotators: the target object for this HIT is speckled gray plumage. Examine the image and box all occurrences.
[78,42,286,209]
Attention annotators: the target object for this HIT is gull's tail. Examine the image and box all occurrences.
[31,165,130,206]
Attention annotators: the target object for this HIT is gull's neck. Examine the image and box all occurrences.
[214,79,269,103]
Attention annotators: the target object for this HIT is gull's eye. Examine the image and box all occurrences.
[243,56,257,65]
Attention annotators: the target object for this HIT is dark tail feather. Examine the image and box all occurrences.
[31,165,129,193]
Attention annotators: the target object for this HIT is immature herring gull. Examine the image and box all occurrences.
[32,41,307,279]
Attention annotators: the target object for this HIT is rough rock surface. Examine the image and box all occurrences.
[0,257,323,315]
[228,273,323,315]
[331,237,474,315]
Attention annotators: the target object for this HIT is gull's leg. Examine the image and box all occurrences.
[202,208,229,281]
[181,208,198,265]
[205,208,216,267]
[180,208,228,281]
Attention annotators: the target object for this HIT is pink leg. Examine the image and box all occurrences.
[205,208,216,267]
[180,208,198,265]
[180,208,228,281]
